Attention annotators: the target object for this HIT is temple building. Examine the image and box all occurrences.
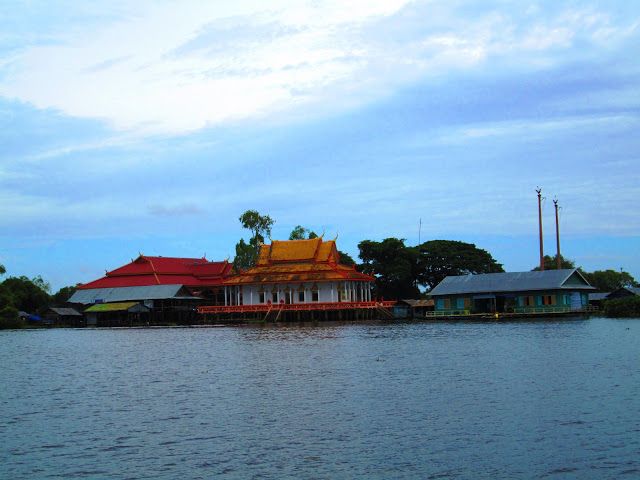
[68,255,233,324]
[222,238,374,306]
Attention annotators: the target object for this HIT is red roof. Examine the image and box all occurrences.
[78,255,233,289]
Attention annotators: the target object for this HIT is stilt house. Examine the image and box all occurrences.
[429,269,595,314]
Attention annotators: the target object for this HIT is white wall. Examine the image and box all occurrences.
[224,281,372,305]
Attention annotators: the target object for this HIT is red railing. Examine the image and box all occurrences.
[197,301,396,314]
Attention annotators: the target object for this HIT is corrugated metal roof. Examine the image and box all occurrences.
[430,269,594,296]
[49,307,82,316]
[85,302,148,313]
[400,299,434,307]
[69,284,184,304]
[588,292,610,301]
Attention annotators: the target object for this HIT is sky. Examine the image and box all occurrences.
[0,0,639,292]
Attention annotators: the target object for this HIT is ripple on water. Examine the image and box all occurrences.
[1,318,639,479]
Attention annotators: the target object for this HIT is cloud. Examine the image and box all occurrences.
[1,1,636,135]
[148,204,205,217]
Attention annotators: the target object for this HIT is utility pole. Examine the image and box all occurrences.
[554,199,561,269]
[537,188,544,271]
[418,218,422,246]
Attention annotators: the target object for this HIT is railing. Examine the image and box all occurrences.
[198,301,396,315]
[424,305,599,317]
[513,305,599,314]
[424,309,471,317]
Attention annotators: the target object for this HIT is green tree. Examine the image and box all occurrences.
[289,225,308,240]
[416,240,504,290]
[339,251,356,266]
[582,269,638,292]
[239,210,274,246]
[0,305,22,329]
[52,285,77,305]
[289,225,320,240]
[0,264,5,275]
[532,254,576,271]
[233,238,259,271]
[0,276,51,313]
[358,238,420,299]
[603,296,640,317]
[234,210,275,270]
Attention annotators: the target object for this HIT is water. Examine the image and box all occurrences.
[1,317,639,479]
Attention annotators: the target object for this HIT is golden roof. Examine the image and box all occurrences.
[228,238,373,285]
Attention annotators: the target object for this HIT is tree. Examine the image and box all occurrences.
[0,276,51,313]
[0,264,5,275]
[233,238,258,271]
[532,255,575,271]
[234,210,275,271]
[290,225,309,240]
[239,210,274,247]
[289,225,320,240]
[358,238,420,299]
[416,240,504,290]
[582,269,638,292]
[51,285,77,305]
[0,305,22,329]
[339,251,356,266]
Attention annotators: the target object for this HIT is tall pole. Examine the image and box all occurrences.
[537,188,544,271]
[418,218,422,246]
[554,199,561,269]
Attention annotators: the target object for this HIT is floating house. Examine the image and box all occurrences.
[393,299,435,319]
[605,286,640,300]
[45,307,84,327]
[84,301,150,327]
[68,255,233,324]
[429,269,595,315]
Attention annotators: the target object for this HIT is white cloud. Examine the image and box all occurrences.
[0,1,636,135]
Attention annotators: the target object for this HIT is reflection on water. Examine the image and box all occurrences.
[1,318,639,479]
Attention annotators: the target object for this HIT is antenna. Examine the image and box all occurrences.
[553,198,561,269]
[418,218,422,245]
[536,188,544,270]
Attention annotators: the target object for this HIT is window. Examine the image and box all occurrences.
[272,291,278,303]
[312,290,319,302]
[456,298,465,309]
[259,292,265,304]
[298,290,305,302]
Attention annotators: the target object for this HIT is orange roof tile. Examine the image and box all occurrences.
[227,239,373,285]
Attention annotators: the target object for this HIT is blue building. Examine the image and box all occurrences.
[429,269,595,315]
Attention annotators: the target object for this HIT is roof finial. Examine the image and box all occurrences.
[333,232,339,241]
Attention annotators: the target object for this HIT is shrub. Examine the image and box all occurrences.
[0,305,24,329]
[603,296,640,318]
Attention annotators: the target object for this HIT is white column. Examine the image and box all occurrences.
[250,289,253,305]
[224,286,228,306]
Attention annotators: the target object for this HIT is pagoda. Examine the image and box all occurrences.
[220,237,374,306]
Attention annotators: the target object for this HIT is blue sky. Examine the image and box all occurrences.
[1,0,639,291]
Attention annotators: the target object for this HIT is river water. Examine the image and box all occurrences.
[1,317,639,479]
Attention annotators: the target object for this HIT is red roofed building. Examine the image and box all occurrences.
[69,255,233,307]
[222,238,374,306]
